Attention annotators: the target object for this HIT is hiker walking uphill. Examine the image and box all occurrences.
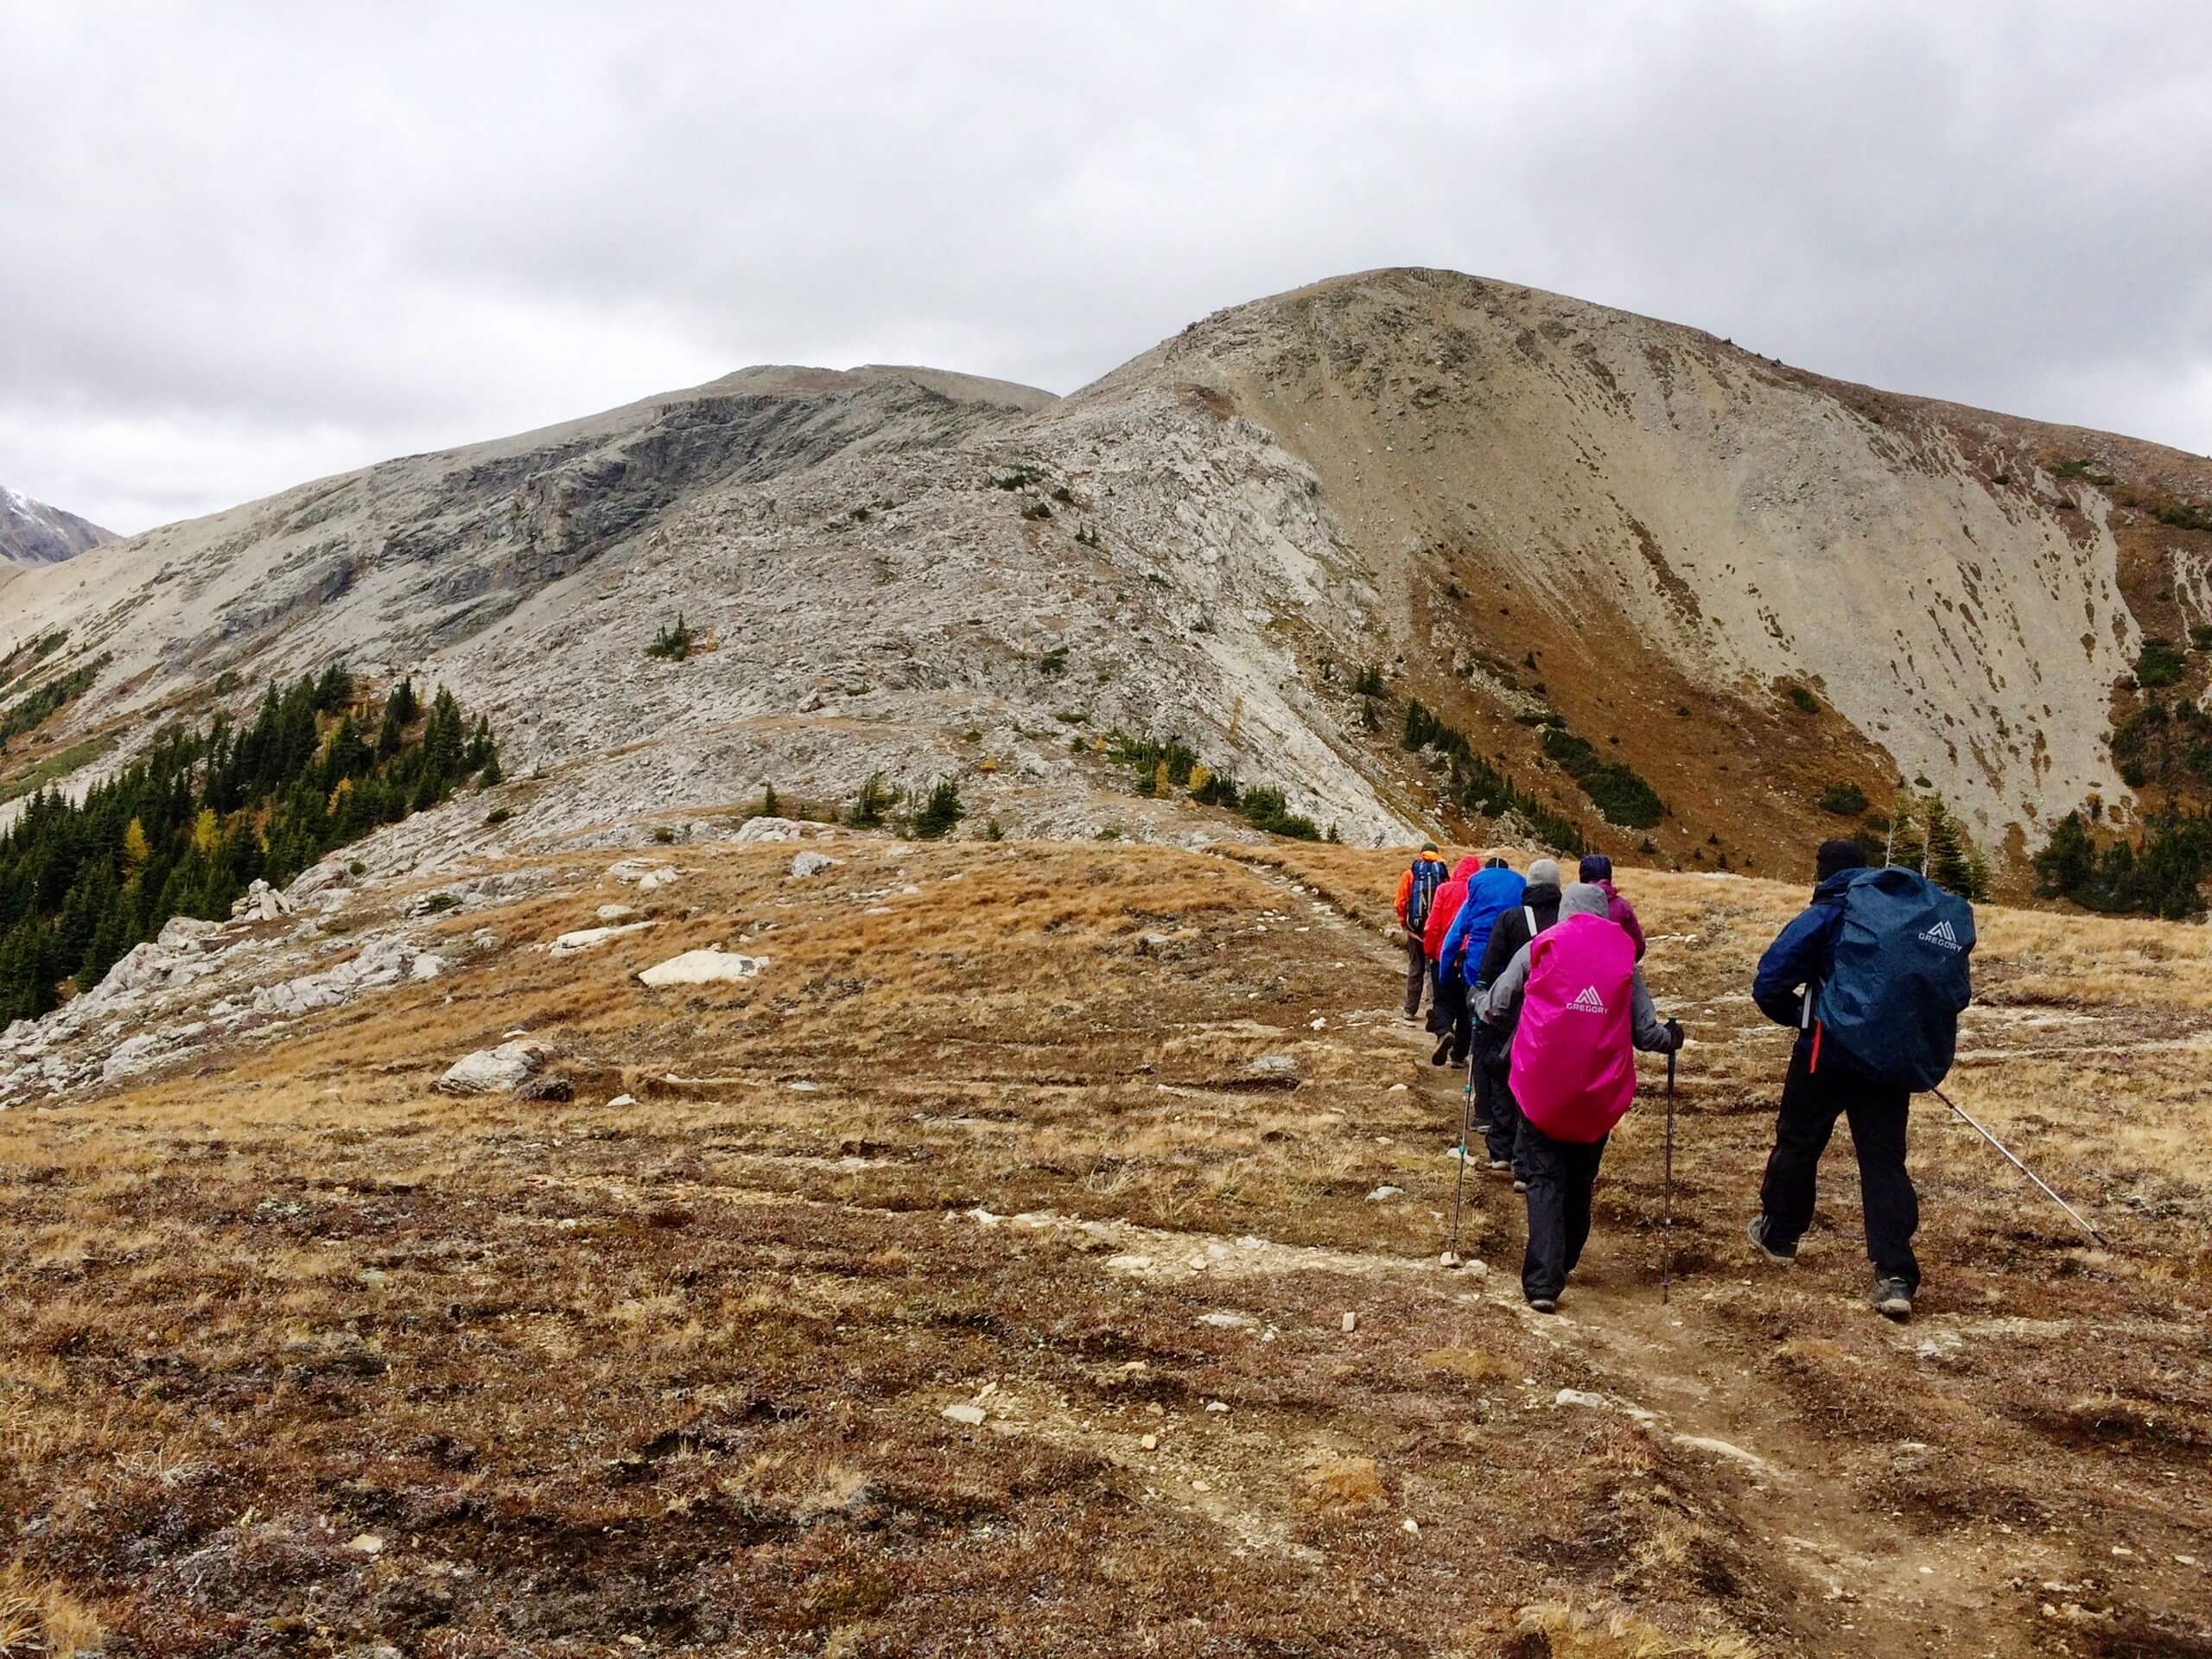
[1394,843,1447,1022]
[1579,854,1646,959]
[1434,849,1522,1070]
[1746,840,1975,1323]
[1420,853,1487,1055]
[1467,856,1563,1171]
[1483,883,1683,1312]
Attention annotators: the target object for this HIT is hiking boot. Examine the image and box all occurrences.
[1486,1158,1512,1175]
[1512,1178,1529,1194]
[1526,1296,1559,1314]
[1870,1278,1914,1321]
[1430,1035,1454,1066]
[1471,1117,1493,1135]
[1745,1215,1796,1264]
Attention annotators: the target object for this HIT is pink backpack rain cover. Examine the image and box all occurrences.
[1508,912,1639,1144]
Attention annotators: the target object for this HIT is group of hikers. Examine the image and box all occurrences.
[1395,836,1974,1321]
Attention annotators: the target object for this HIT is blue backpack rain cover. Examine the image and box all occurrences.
[1815,867,1975,1090]
[1407,858,1445,931]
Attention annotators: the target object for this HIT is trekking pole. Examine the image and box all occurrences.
[1444,1050,1474,1266]
[1662,1048,1676,1304]
[1931,1085,2110,1249]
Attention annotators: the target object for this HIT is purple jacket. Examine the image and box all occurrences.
[1599,880,1647,960]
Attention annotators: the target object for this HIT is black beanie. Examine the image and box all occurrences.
[1579,854,1612,883]
[1815,839,1867,882]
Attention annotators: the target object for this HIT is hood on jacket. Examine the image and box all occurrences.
[1559,882,1611,921]
[1451,855,1483,880]
[1812,868,1863,904]
[1521,880,1564,909]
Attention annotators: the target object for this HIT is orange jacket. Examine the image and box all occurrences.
[1394,851,1447,925]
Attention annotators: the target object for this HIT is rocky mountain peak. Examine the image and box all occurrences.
[0,485,113,566]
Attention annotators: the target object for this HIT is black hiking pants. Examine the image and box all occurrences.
[1402,937,1429,1019]
[1518,1117,1608,1303]
[1477,1027,1522,1169]
[1427,964,1465,1038]
[1758,1039,1920,1291]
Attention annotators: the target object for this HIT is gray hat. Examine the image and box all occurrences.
[1526,856,1561,887]
[1559,881,1611,921]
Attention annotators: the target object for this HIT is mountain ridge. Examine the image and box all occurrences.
[5,267,2209,887]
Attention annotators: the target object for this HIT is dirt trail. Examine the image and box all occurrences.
[1215,845,2047,1653]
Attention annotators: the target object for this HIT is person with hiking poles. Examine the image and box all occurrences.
[1465,855,1562,1176]
[1482,882,1683,1312]
[1745,840,1974,1323]
[1394,842,1448,1023]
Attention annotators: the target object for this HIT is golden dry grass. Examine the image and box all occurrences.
[0,836,2207,1656]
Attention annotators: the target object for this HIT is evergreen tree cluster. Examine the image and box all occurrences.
[2033,809,2212,920]
[0,668,502,1024]
[1401,699,1586,854]
[1881,790,1990,900]
[0,655,109,749]
[1108,734,1321,840]
[1537,727,1666,830]
[2109,696,2212,792]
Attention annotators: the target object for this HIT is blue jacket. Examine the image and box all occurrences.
[1439,867,1526,986]
[1751,869,1858,1034]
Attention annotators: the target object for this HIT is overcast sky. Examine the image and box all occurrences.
[6,2,2209,535]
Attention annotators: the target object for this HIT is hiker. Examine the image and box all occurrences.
[1421,852,1486,1046]
[1578,853,1645,959]
[1745,840,1974,1323]
[1468,855,1564,1171]
[1394,842,1448,1022]
[1484,882,1682,1312]
[1434,851,1523,1071]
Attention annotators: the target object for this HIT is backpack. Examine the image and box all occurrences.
[1407,858,1445,931]
[1812,867,1975,1090]
[1509,913,1639,1144]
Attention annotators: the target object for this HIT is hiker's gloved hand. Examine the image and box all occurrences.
[1662,1019,1685,1052]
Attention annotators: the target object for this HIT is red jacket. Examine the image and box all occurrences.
[1421,856,1485,961]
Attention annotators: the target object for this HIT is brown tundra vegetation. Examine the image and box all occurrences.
[0,836,2207,1656]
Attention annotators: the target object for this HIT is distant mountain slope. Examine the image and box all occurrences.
[6,270,2209,881]
[0,486,112,566]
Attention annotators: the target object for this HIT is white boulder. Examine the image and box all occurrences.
[550,921,657,957]
[97,943,179,998]
[439,1039,555,1094]
[156,916,224,953]
[734,816,829,844]
[636,949,770,988]
[230,878,295,921]
[790,850,838,879]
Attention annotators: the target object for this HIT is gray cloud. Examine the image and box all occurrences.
[5,0,2209,533]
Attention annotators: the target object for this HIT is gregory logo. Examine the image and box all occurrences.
[1569,985,1607,1014]
[1919,919,1962,951]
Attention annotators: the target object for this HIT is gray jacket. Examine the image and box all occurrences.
[1483,882,1671,1052]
